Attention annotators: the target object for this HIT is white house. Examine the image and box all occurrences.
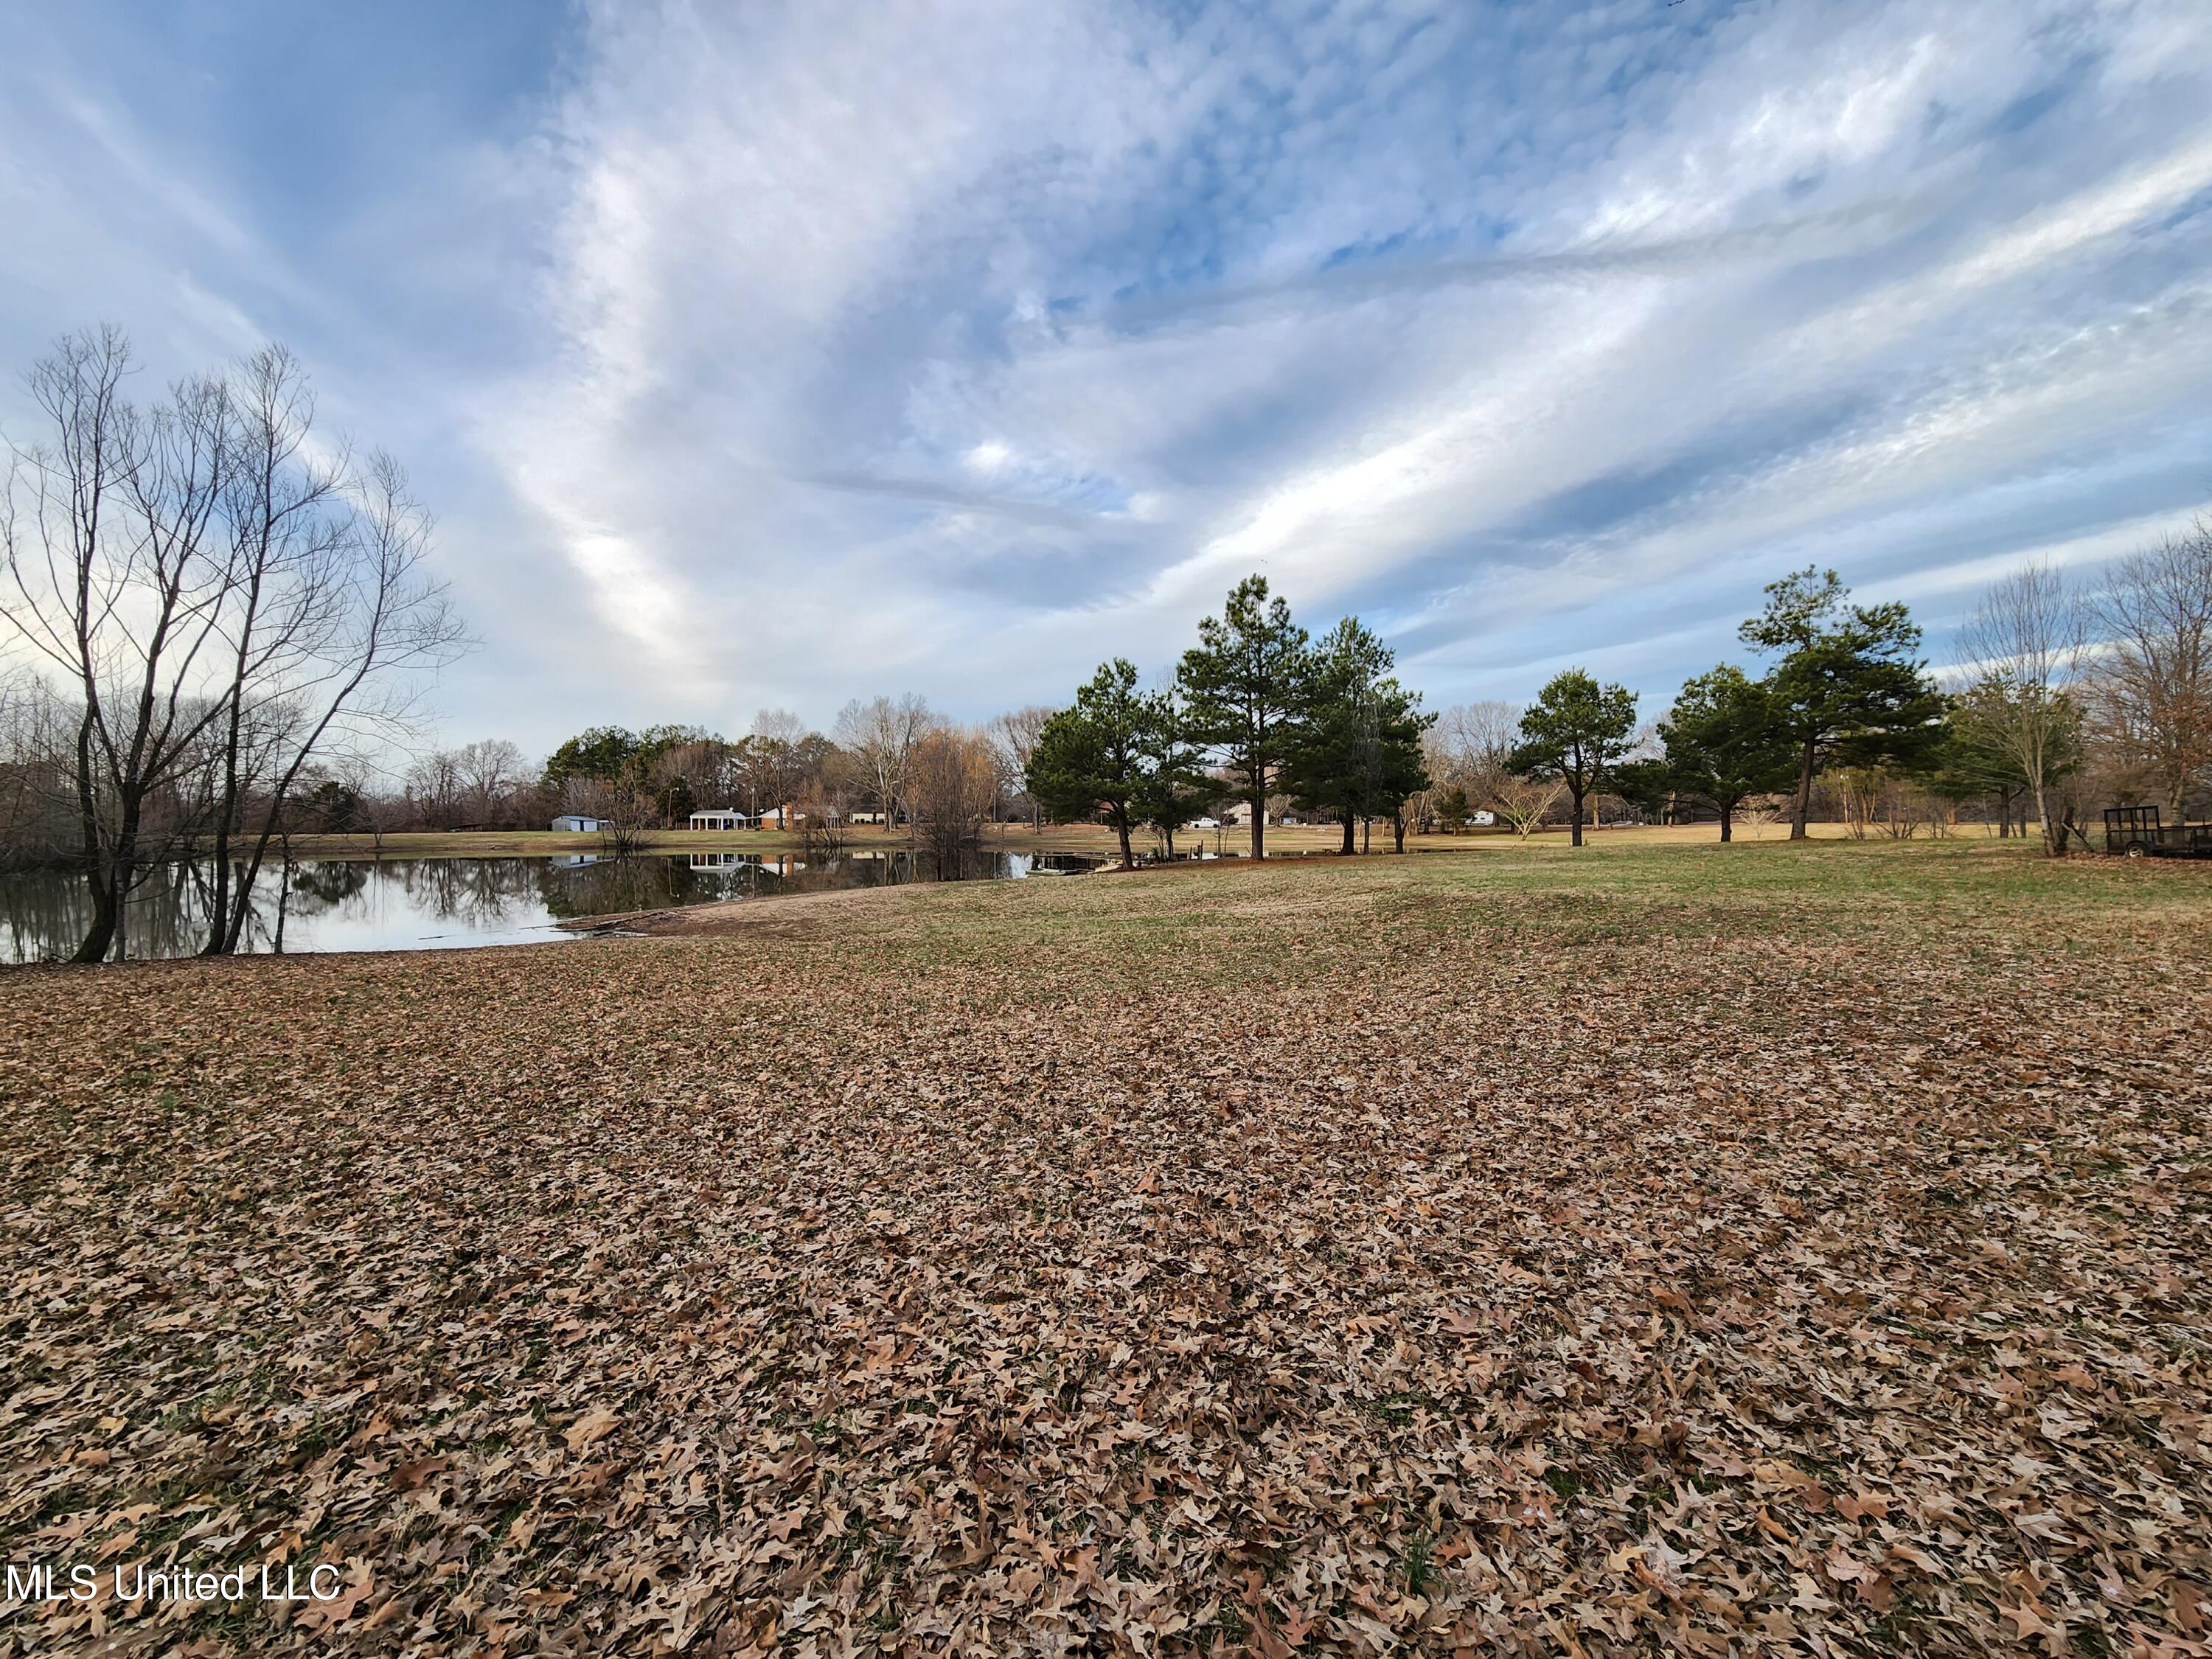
[549,813,602,832]
[1470,810,1496,827]
[688,807,750,830]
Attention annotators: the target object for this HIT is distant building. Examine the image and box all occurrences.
[550,814,602,832]
[1470,810,1496,827]
[688,807,750,830]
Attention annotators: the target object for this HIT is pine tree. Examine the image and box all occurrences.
[1024,658,1156,866]
[1511,670,1638,847]
[1283,616,1432,852]
[1658,665,1799,842]
[1739,568,1947,840]
[1178,577,1310,859]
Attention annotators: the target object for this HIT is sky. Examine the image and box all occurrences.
[4,0,2211,756]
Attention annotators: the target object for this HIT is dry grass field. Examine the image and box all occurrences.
[2,840,2208,1655]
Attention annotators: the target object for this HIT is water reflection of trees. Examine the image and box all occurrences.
[380,858,542,927]
[2,862,213,962]
[1,858,549,960]
[1,850,1101,961]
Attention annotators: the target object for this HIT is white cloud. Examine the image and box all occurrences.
[7,0,2212,747]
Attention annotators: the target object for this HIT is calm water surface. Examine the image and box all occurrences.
[1,850,1103,962]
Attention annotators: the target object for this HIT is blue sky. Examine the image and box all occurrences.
[4,0,2211,754]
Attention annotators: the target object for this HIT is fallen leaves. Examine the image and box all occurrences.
[561,1407,621,1455]
[0,842,2208,1655]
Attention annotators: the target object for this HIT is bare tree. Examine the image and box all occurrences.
[1736,794,1786,838]
[1436,700,1523,801]
[456,737,528,827]
[906,727,996,863]
[197,446,464,955]
[406,747,467,829]
[1958,561,2087,857]
[1,329,466,960]
[198,346,348,947]
[989,704,1054,828]
[2092,523,2212,818]
[2,329,237,960]
[332,751,403,855]
[747,708,810,818]
[1488,772,1565,838]
[0,669,77,866]
[832,694,936,826]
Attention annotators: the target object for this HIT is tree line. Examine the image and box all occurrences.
[1408,529,2212,858]
[338,529,2212,866]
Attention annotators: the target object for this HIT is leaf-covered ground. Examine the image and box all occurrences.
[3,841,2209,1657]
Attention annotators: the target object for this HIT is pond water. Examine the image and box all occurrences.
[0,850,1105,963]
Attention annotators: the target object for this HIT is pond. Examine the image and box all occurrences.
[0,850,1106,963]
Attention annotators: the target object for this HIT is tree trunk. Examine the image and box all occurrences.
[1569,782,1585,848]
[1791,738,1815,840]
[1340,815,1355,855]
[1392,810,1406,853]
[74,866,120,964]
[2032,778,2065,858]
[1116,813,1133,868]
[1719,803,1733,843]
[1250,791,1265,860]
[202,685,248,955]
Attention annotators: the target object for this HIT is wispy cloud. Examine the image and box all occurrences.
[3,0,2211,746]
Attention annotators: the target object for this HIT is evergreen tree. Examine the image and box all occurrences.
[1739,568,1947,839]
[1658,665,1800,842]
[543,726,640,787]
[1024,658,1157,866]
[1606,757,1678,824]
[1283,616,1432,852]
[1510,670,1638,847]
[1133,688,1217,857]
[1178,576,1310,859]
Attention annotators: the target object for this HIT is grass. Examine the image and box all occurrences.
[1,838,2208,1656]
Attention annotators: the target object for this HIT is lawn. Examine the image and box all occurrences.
[2,840,2208,1655]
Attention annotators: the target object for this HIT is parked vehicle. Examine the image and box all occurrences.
[2103,805,2212,859]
